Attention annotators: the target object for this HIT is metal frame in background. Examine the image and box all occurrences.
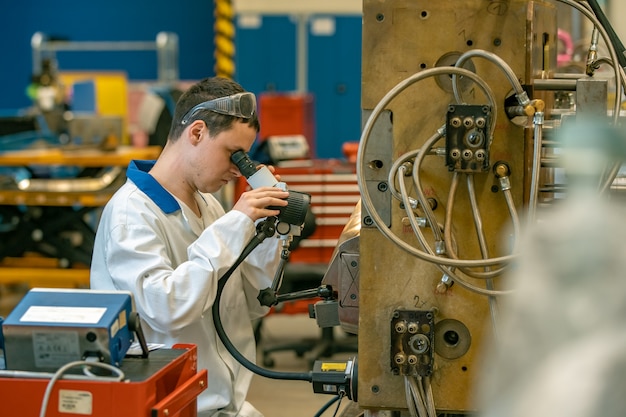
[30,31,179,84]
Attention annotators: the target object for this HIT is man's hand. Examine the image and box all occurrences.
[233,186,289,221]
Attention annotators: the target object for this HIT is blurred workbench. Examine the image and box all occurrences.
[0,145,161,287]
[0,145,160,167]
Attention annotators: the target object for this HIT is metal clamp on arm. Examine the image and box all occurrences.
[275,284,334,303]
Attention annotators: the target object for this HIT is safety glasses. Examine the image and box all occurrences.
[181,92,257,125]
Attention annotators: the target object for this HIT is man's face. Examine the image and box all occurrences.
[193,120,257,194]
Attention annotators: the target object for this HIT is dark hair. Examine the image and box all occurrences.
[167,77,260,141]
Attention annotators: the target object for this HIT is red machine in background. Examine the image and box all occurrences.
[250,92,360,266]
[258,93,316,158]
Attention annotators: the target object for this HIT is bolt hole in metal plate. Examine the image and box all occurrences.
[434,318,471,360]
[434,51,477,93]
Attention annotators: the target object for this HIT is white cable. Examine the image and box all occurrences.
[403,118,515,295]
[404,377,419,417]
[399,160,513,297]
[503,184,521,254]
[405,375,429,417]
[443,172,507,280]
[410,130,446,243]
[39,361,125,417]
[527,110,544,223]
[443,170,462,257]
[388,148,422,204]
[466,173,500,334]
[357,67,517,269]
[423,377,437,417]
[453,49,526,98]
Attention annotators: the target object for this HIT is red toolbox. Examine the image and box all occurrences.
[0,343,207,417]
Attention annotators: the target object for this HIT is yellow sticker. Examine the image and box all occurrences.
[119,310,127,328]
[321,362,347,372]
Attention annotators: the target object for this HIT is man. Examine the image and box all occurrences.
[90,76,288,416]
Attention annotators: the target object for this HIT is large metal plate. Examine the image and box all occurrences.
[359,0,557,412]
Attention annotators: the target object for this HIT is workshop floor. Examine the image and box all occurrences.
[0,284,359,417]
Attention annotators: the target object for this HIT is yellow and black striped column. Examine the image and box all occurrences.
[214,0,235,79]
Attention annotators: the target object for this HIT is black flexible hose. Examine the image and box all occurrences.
[211,217,313,382]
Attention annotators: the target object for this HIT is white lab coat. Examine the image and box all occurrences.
[90,160,280,417]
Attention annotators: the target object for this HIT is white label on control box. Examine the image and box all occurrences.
[20,306,106,324]
[59,389,93,415]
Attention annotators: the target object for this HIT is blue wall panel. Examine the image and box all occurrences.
[0,0,215,111]
[235,16,297,94]
[236,14,362,159]
[308,16,362,159]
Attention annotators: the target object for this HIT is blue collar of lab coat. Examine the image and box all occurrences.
[126,160,181,214]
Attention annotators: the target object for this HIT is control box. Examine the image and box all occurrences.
[2,288,135,372]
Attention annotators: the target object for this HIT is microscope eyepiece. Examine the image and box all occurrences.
[231,150,258,179]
